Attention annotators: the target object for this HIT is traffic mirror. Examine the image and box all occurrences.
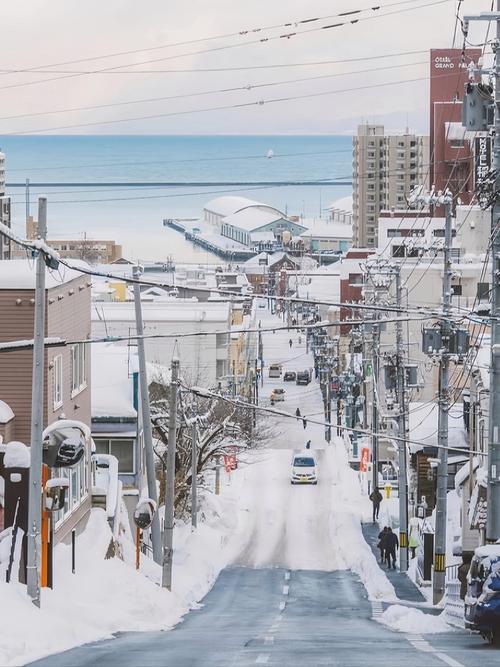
[133,498,157,529]
[43,427,85,468]
[44,478,69,512]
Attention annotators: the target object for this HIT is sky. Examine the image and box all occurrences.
[0,0,494,136]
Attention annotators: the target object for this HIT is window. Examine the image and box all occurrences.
[477,282,490,300]
[95,438,135,474]
[348,273,363,285]
[451,284,463,296]
[53,354,63,409]
[70,343,87,396]
[53,454,88,527]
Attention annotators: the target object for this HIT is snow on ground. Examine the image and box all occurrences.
[379,605,451,634]
[0,479,244,667]
[0,306,409,665]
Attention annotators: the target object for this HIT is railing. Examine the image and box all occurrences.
[445,564,464,628]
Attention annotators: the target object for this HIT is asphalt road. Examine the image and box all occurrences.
[29,566,500,667]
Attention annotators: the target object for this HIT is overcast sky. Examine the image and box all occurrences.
[0,0,493,135]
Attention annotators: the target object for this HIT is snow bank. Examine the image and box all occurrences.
[3,442,30,468]
[0,400,14,424]
[0,464,245,667]
[379,605,451,634]
[328,442,397,602]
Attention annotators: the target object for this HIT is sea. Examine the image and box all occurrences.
[1,135,353,262]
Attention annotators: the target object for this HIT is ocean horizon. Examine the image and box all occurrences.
[2,134,353,262]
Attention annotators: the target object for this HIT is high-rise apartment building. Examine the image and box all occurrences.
[352,124,429,248]
[0,151,12,260]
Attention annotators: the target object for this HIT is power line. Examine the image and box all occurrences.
[0,59,429,124]
[2,71,464,136]
[0,0,453,93]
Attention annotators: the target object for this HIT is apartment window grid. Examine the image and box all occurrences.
[95,438,135,474]
[53,354,63,410]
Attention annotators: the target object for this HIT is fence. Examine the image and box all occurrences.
[444,564,464,628]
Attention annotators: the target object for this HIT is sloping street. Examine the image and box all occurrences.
[28,310,499,667]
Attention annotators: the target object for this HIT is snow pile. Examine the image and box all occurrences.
[0,474,243,667]
[379,605,451,634]
[0,400,14,424]
[330,442,397,602]
[3,441,30,468]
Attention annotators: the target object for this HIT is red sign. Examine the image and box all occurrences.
[360,448,370,473]
[224,454,237,472]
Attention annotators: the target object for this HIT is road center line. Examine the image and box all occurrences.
[285,571,291,581]
[406,635,465,667]
[279,600,286,611]
[282,585,289,595]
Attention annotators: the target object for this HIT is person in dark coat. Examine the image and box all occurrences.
[295,407,301,420]
[458,552,473,600]
[289,338,293,348]
[302,417,307,429]
[385,527,399,569]
[369,488,383,522]
[305,440,311,449]
[377,527,388,564]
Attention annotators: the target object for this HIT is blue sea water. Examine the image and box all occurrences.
[1,135,352,261]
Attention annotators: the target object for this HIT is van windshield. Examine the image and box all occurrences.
[294,457,315,467]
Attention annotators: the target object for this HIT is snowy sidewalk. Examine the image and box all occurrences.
[361,523,426,604]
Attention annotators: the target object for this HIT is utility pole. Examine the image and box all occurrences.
[162,357,179,590]
[191,423,197,530]
[132,264,162,566]
[433,193,453,604]
[27,196,47,607]
[371,322,380,495]
[395,266,409,573]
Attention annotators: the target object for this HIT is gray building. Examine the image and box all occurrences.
[352,124,429,248]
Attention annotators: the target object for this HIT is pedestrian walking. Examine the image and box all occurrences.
[369,487,383,523]
[305,440,311,449]
[295,407,301,420]
[377,527,388,564]
[302,417,307,429]
[408,531,419,559]
[458,553,473,600]
[385,527,399,569]
[289,338,293,348]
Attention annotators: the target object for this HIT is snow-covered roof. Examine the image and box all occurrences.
[300,220,352,240]
[327,195,353,213]
[91,300,231,323]
[408,402,467,454]
[91,343,138,419]
[0,259,88,290]
[204,196,264,217]
[0,400,14,424]
[222,206,288,232]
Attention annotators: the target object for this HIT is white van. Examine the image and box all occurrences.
[268,363,282,378]
[290,453,318,485]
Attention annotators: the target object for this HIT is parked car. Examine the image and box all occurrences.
[283,371,296,382]
[465,545,500,644]
[270,388,286,402]
[290,453,318,485]
[296,370,311,385]
[269,363,282,378]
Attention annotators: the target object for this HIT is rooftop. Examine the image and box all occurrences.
[0,259,87,290]
[204,196,264,217]
[91,343,138,419]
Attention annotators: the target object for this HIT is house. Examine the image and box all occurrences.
[0,259,92,545]
[242,252,300,295]
[203,196,307,248]
[299,219,352,254]
[92,299,231,385]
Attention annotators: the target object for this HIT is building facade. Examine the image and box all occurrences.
[0,152,12,260]
[429,48,481,200]
[352,124,429,248]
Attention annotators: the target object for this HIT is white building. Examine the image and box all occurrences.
[91,300,231,385]
[299,219,352,254]
[203,196,307,247]
[0,152,12,260]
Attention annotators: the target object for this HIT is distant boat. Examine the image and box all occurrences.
[266,149,274,159]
